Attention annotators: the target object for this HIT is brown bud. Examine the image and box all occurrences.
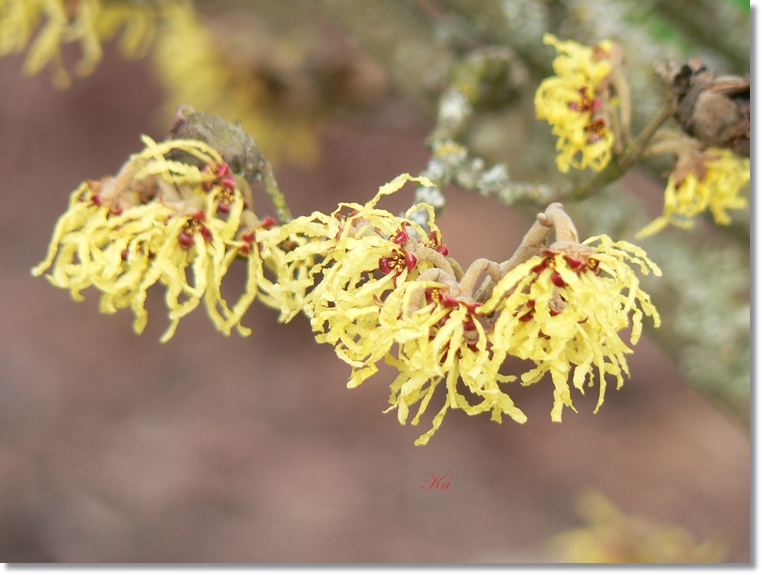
[169,106,265,184]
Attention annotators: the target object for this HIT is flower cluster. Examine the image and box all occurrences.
[0,0,174,88]
[535,34,617,173]
[301,182,660,444]
[303,175,442,379]
[481,232,660,422]
[32,135,306,341]
[34,148,661,443]
[636,147,750,238]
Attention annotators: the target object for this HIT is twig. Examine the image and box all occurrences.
[261,160,293,224]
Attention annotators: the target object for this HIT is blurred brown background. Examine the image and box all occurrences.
[0,42,749,562]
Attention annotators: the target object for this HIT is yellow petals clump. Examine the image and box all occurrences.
[381,279,527,446]
[535,34,615,173]
[305,175,440,382]
[0,0,171,88]
[550,491,727,563]
[300,191,661,444]
[636,148,750,238]
[305,174,529,445]
[483,235,660,422]
[254,210,340,323]
[32,135,277,341]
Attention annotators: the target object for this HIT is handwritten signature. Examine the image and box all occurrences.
[420,472,452,490]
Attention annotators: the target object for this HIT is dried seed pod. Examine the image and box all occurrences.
[669,59,749,157]
[168,105,266,184]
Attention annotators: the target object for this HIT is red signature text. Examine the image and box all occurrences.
[421,473,452,490]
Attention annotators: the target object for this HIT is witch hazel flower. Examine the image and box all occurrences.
[636,135,750,237]
[304,175,522,445]
[535,34,627,173]
[305,178,661,444]
[482,204,661,422]
[380,264,528,446]
[304,174,446,381]
[32,135,283,341]
[252,209,339,323]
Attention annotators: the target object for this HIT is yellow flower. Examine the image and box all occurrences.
[32,135,276,341]
[535,34,615,173]
[0,0,168,88]
[482,235,661,422]
[305,174,527,445]
[636,148,750,238]
[381,279,526,446]
[550,490,727,563]
[305,175,439,372]
[254,210,340,323]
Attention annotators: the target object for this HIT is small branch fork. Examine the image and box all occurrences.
[405,202,581,315]
[413,48,678,217]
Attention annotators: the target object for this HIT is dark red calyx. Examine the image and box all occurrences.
[193,210,206,221]
[110,207,122,216]
[550,270,566,287]
[436,244,449,256]
[427,231,438,243]
[178,231,194,248]
[549,309,561,317]
[564,255,583,271]
[463,318,477,331]
[241,232,255,244]
[242,200,250,210]
[120,249,128,261]
[200,225,212,242]
[465,302,480,314]
[467,342,479,353]
[217,202,231,214]
[404,251,417,271]
[440,294,459,308]
[220,175,236,189]
[91,194,103,206]
[531,259,549,274]
[260,216,277,230]
[217,163,231,177]
[239,244,251,255]
[518,310,534,322]
[392,229,409,245]
[201,165,214,191]
[379,257,392,274]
